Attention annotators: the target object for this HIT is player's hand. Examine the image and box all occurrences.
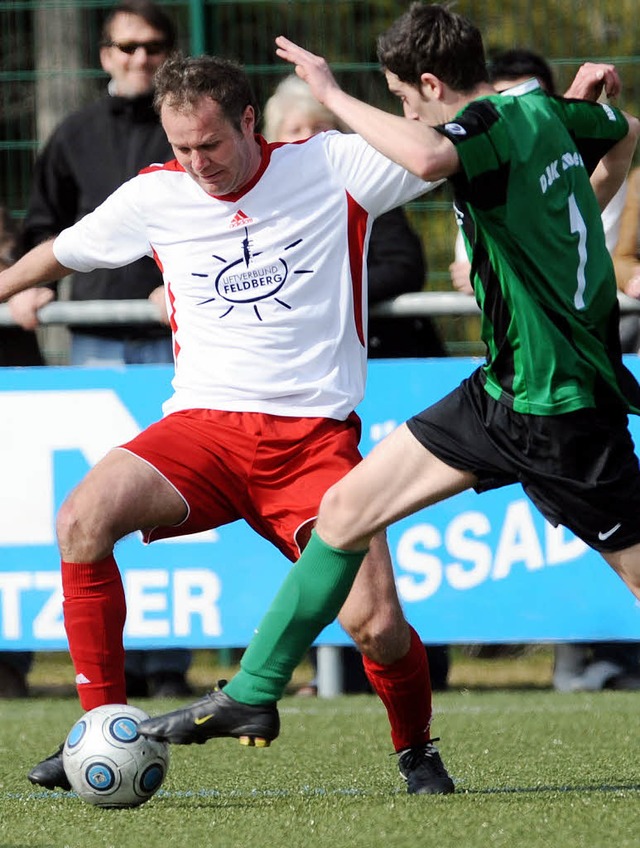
[275,36,340,105]
[564,62,621,101]
[148,284,170,325]
[8,286,54,330]
[449,260,474,296]
[624,272,640,300]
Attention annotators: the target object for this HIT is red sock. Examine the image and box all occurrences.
[362,625,432,752]
[62,555,127,710]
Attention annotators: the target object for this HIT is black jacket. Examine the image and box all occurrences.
[367,208,445,358]
[21,92,173,339]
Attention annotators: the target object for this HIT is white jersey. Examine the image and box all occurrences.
[54,132,437,420]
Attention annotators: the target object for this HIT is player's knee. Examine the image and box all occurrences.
[602,547,640,603]
[317,482,367,548]
[341,606,408,663]
[56,491,108,560]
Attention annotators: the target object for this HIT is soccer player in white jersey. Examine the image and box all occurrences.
[0,54,454,795]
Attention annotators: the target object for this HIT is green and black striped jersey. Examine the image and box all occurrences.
[437,79,640,415]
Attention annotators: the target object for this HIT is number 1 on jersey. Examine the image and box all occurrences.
[568,192,587,310]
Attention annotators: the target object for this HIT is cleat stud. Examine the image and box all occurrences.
[239,736,252,746]
[254,738,270,748]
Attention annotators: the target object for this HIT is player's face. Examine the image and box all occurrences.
[276,108,337,142]
[384,69,440,124]
[162,97,262,196]
[99,13,170,98]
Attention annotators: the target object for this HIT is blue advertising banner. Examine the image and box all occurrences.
[1,357,639,650]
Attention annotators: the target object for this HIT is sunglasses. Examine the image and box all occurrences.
[107,40,168,56]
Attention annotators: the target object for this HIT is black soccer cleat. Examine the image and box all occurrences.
[397,740,455,795]
[138,684,280,747]
[28,742,71,792]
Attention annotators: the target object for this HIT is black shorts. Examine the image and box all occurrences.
[406,368,640,552]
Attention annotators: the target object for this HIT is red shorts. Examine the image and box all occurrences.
[119,409,362,561]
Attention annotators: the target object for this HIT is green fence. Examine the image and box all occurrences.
[2,0,640,353]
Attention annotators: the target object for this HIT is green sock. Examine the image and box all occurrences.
[224,530,367,705]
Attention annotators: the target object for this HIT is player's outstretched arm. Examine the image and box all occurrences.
[562,61,639,210]
[275,35,457,182]
[564,62,621,101]
[274,36,340,109]
[0,239,71,303]
[591,112,640,211]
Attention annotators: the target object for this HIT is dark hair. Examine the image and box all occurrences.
[377,2,488,92]
[101,0,177,50]
[153,53,260,131]
[487,48,556,95]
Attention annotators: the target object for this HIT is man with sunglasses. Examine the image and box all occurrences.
[10,1,194,701]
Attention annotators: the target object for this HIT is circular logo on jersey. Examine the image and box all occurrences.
[215,256,288,304]
[443,122,467,136]
[109,716,139,743]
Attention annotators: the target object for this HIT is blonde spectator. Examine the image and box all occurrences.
[263,74,341,142]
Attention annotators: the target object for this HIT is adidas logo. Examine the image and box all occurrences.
[230,209,253,228]
[75,673,91,685]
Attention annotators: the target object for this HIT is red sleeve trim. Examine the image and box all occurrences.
[346,191,368,347]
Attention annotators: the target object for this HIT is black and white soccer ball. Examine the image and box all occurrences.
[62,704,170,808]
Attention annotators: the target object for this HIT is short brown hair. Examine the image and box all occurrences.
[154,53,260,131]
[377,2,488,93]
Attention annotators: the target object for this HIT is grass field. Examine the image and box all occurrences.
[1,651,638,848]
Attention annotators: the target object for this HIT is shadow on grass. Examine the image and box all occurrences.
[458,783,640,795]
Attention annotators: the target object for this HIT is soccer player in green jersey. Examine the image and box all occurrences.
[140,3,640,788]
[270,8,640,593]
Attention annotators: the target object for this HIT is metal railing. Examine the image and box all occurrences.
[2,291,640,327]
